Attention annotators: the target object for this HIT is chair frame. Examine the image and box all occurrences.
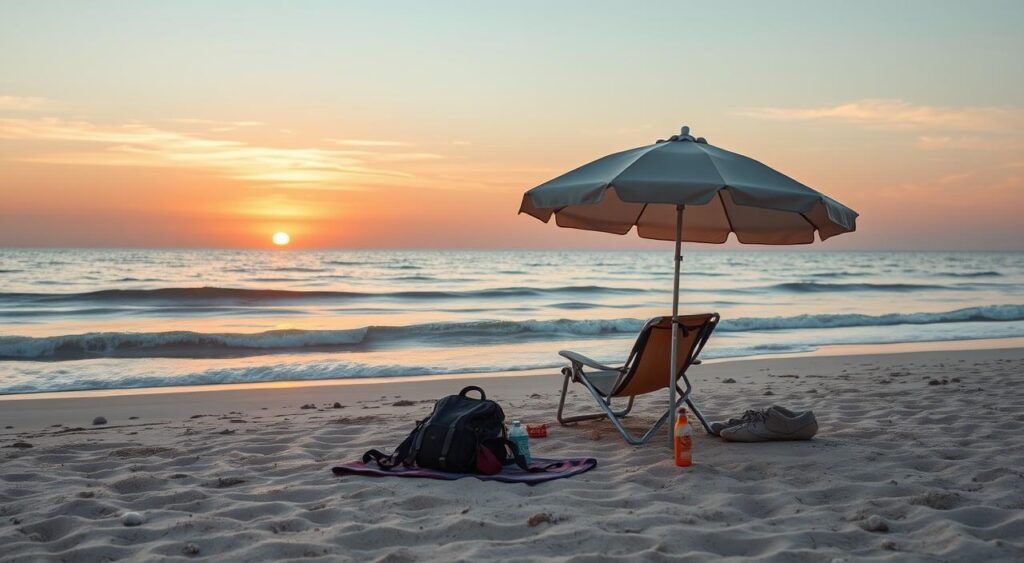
[556,314,719,445]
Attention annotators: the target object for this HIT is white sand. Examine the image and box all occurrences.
[2,347,1023,562]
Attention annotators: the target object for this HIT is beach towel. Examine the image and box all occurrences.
[331,457,596,485]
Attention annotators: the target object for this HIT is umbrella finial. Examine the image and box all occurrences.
[660,125,703,143]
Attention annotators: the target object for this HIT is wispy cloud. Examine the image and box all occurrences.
[0,96,57,112]
[0,117,418,189]
[738,99,1024,132]
[915,135,1023,151]
[936,172,972,185]
[172,118,261,126]
[170,118,266,133]
[373,152,444,162]
[326,138,411,147]
[322,137,443,161]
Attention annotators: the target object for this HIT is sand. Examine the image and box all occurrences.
[2,347,1023,562]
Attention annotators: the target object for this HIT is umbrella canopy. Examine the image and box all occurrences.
[519,126,858,447]
[520,126,857,244]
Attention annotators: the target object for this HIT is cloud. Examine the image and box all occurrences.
[326,138,411,147]
[170,118,266,132]
[0,96,57,112]
[373,152,444,162]
[738,99,1024,132]
[322,137,443,161]
[915,135,1023,151]
[936,172,972,185]
[0,117,417,189]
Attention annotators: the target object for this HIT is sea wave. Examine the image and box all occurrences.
[0,277,1012,306]
[755,282,958,293]
[0,328,370,361]
[3,304,1022,361]
[719,304,1024,331]
[933,270,1003,278]
[0,359,484,394]
[268,267,329,273]
[0,285,653,304]
[0,342,822,394]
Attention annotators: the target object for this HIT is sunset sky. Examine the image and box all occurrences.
[1,1,1022,250]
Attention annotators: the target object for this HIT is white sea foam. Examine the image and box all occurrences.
[4,322,1023,394]
[0,328,369,360]
[2,305,1022,361]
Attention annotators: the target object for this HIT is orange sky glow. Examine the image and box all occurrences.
[1,2,1021,250]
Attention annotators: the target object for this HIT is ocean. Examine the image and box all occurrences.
[1,249,1022,394]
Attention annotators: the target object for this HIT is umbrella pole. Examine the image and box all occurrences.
[669,204,683,448]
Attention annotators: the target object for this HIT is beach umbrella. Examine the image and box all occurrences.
[519,125,858,446]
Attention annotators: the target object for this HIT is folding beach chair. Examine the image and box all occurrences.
[556,313,719,445]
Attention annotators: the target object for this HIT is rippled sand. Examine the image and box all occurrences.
[2,348,1023,561]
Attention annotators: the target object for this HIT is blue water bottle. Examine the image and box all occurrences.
[508,420,531,465]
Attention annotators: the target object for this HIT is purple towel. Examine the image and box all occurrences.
[331,457,596,485]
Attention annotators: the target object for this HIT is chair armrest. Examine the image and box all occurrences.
[558,350,622,372]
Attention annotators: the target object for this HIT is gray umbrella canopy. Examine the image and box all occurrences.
[519,126,858,447]
[519,127,857,244]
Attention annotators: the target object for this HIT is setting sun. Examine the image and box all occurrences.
[272,231,290,246]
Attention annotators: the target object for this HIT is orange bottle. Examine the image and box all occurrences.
[674,408,693,467]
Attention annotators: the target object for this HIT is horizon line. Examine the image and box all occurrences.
[1,246,1020,253]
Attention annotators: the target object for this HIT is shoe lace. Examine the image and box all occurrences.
[740,409,769,424]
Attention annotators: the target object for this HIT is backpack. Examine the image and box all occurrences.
[361,386,541,474]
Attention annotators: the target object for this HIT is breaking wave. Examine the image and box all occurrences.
[0,285,652,304]
[4,304,1022,361]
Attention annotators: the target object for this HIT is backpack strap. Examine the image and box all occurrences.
[459,386,486,400]
[362,417,425,470]
[362,448,394,467]
[362,432,414,470]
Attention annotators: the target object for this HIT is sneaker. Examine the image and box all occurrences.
[708,409,762,436]
[719,406,818,442]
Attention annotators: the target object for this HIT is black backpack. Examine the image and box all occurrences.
[362,386,542,474]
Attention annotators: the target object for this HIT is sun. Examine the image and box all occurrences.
[272,231,290,246]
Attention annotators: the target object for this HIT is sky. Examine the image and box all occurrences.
[1,0,1022,250]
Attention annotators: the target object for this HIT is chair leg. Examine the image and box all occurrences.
[685,397,713,434]
[557,368,633,425]
[675,372,713,434]
[576,377,682,446]
[558,367,704,445]
[619,395,636,417]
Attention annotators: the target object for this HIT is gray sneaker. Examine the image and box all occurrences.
[719,406,818,442]
[709,409,762,436]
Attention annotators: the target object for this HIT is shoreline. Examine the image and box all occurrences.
[3,335,1023,402]
[1,344,1020,430]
